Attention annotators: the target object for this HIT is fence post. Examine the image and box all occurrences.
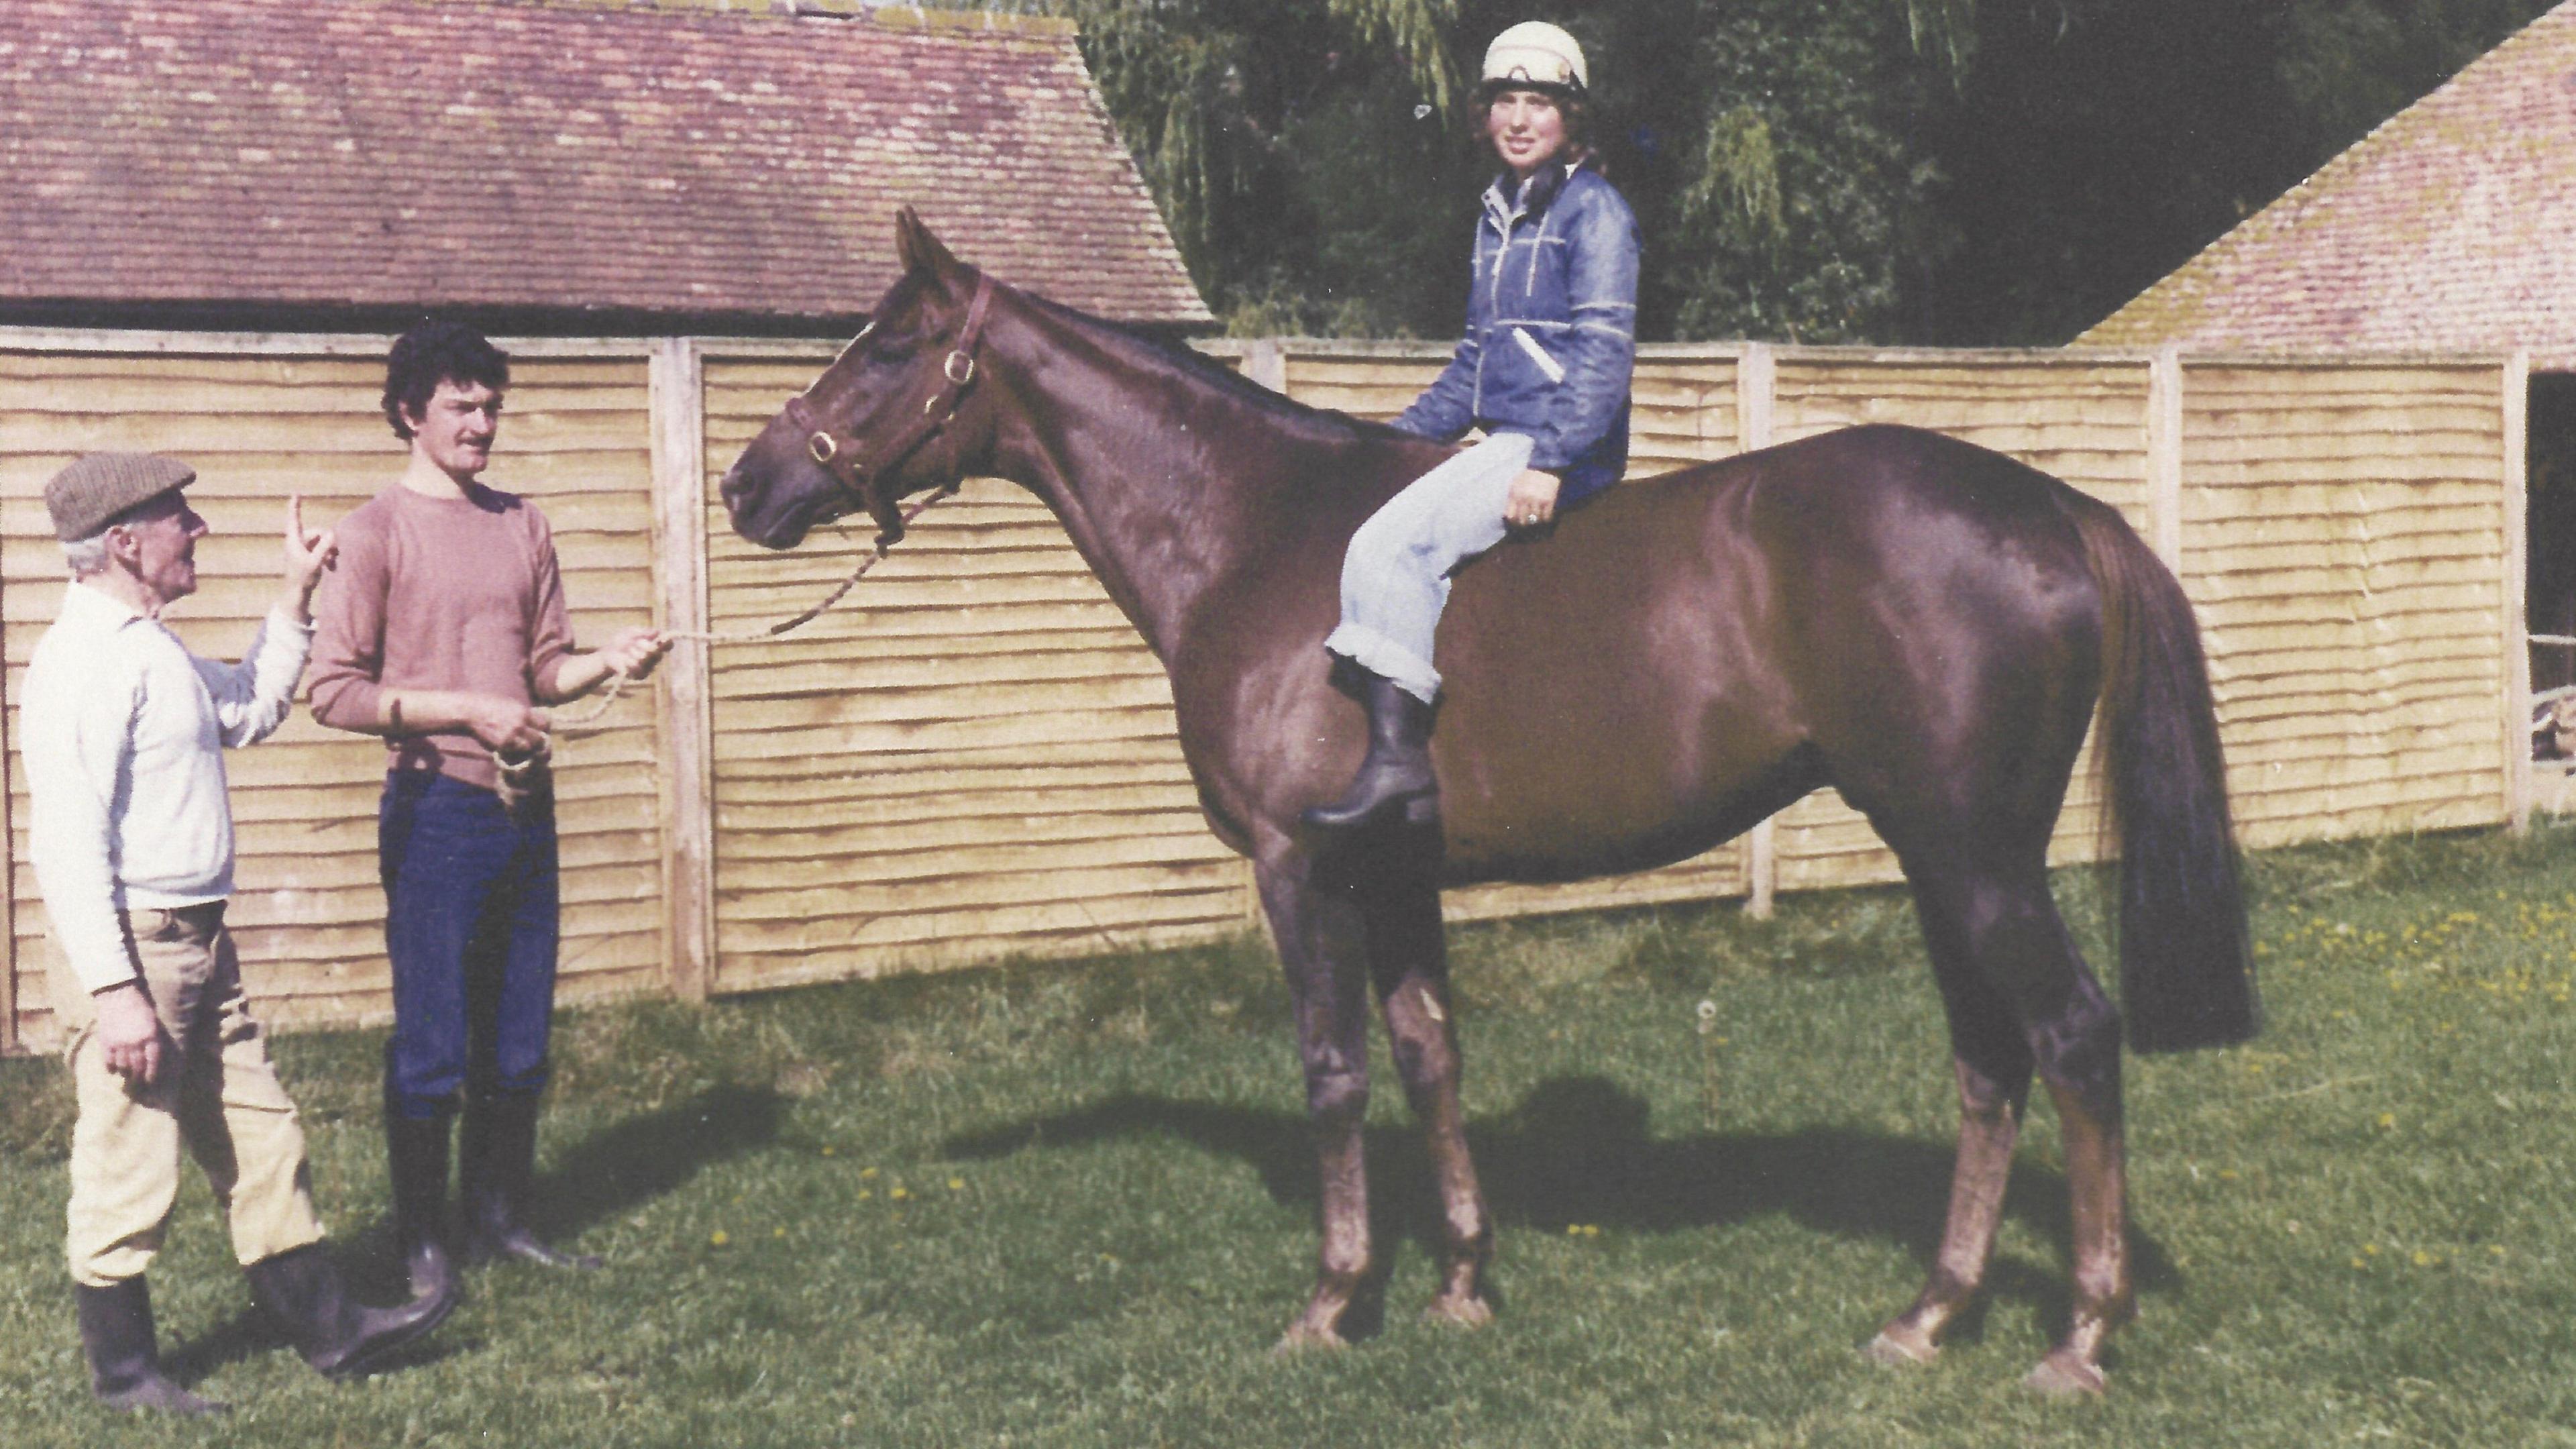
[0,519,14,1053]
[2147,347,2185,572]
[2506,348,2533,835]
[1737,343,1780,919]
[650,338,718,1002]
[1243,337,1287,394]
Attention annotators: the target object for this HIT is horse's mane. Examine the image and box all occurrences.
[1010,283,1427,449]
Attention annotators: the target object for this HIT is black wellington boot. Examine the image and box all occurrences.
[386,1113,460,1305]
[460,1095,602,1271]
[74,1278,227,1415]
[1301,672,1441,834]
[245,1242,453,1381]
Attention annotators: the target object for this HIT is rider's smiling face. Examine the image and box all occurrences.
[1487,87,1567,181]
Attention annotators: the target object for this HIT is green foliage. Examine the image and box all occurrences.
[2283,0,2561,159]
[962,0,2567,347]
[1660,0,1955,341]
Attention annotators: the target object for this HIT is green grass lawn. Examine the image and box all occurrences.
[7,826,2576,1446]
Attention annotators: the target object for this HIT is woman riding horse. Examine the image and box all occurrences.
[1305,21,1642,836]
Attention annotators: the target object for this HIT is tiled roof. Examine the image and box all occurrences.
[0,0,1212,327]
[2080,1,2576,364]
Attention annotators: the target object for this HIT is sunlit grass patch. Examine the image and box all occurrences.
[2,824,2576,1444]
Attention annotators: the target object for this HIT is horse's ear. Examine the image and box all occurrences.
[894,207,961,279]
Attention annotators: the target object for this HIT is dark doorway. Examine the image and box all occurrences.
[2527,373,2576,755]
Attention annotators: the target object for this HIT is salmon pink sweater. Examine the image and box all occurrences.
[308,482,576,792]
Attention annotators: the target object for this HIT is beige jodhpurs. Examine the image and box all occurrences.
[50,903,325,1287]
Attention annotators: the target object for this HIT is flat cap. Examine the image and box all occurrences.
[45,453,195,541]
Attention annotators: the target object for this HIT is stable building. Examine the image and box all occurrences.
[0,0,1210,335]
[0,0,1210,1051]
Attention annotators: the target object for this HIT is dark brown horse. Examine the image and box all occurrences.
[719,212,2255,1395]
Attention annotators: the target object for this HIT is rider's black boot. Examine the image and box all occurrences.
[1301,672,1440,835]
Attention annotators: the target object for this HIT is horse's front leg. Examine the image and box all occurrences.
[1360,839,1493,1327]
[1256,851,1377,1349]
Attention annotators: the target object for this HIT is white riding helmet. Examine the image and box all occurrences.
[1482,21,1587,94]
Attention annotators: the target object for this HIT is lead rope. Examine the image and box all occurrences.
[494,484,962,808]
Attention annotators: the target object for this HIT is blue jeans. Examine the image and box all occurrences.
[378,771,561,1121]
[1323,431,1535,703]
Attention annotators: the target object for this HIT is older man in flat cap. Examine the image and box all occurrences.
[22,454,453,1415]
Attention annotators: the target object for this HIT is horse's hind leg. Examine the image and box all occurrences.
[1255,851,1379,1349]
[1884,850,2132,1394]
[1868,852,2036,1365]
[1359,856,1493,1326]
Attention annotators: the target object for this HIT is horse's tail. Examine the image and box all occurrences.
[2065,494,2259,1053]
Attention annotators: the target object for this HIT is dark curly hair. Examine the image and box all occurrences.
[382,319,511,441]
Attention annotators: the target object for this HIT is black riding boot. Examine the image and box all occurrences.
[386,1114,459,1305]
[1301,672,1440,833]
[74,1278,226,1415]
[460,1095,600,1271]
[246,1242,453,1381]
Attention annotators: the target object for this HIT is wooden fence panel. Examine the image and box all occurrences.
[2180,363,2509,847]
[0,345,665,1046]
[0,333,2522,1048]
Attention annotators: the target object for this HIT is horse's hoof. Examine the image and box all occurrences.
[1863,1327,1939,1368]
[2022,1350,2106,1399]
[1273,1322,1350,1355]
[1424,1293,1495,1330]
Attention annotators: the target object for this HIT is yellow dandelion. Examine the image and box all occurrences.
[861,1167,880,1179]
[773,1226,788,1239]
[948,1177,966,1191]
[892,1186,911,1201]
[822,1146,837,1157]
[2377,1112,2397,1129]
[710,1230,730,1247]
[2412,1250,2437,1267]
[858,1189,873,1201]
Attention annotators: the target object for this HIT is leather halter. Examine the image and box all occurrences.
[786,272,996,547]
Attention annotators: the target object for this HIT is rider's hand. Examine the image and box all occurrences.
[1503,468,1564,531]
[92,982,168,1087]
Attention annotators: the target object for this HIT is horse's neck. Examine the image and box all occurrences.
[981,307,1330,663]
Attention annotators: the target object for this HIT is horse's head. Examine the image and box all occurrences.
[720,209,998,549]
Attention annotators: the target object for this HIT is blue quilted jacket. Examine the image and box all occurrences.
[1393,160,1641,506]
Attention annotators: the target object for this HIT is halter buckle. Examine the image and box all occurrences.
[808,432,839,465]
[944,350,976,386]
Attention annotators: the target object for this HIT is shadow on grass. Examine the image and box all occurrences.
[946,1075,2177,1339]
[333,1083,783,1298]
[164,1086,782,1385]
[539,1082,786,1239]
